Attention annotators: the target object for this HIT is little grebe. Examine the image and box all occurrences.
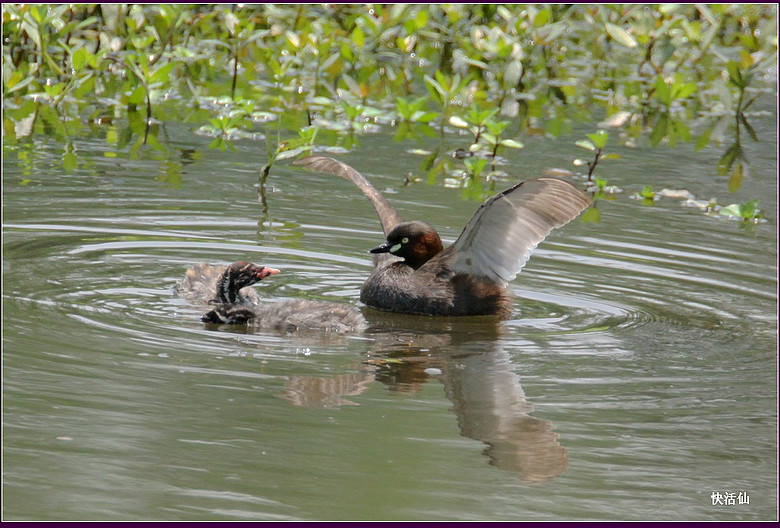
[295,156,590,319]
[174,261,279,305]
[176,261,366,332]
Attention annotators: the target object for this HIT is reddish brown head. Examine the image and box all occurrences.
[369,221,443,269]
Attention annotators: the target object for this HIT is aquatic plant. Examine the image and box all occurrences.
[2,3,775,212]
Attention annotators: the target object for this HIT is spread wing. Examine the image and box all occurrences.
[294,156,403,237]
[429,177,590,285]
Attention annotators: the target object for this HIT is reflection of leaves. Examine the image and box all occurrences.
[738,113,758,142]
[717,142,751,193]
[717,143,742,176]
[579,206,601,223]
[649,113,669,146]
[728,160,749,193]
[726,61,749,89]
[464,156,487,178]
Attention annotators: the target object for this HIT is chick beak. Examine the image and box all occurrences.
[258,267,281,279]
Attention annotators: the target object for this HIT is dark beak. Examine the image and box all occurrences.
[369,242,392,254]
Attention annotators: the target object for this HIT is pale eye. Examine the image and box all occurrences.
[401,237,409,244]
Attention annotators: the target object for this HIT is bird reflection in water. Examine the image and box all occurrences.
[279,314,568,483]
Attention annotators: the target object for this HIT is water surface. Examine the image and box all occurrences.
[2,120,777,520]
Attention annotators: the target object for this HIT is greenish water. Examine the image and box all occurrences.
[2,119,777,520]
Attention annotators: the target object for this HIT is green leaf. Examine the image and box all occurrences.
[29,5,46,23]
[649,114,669,146]
[423,74,446,101]
[412,111,437,123]
[639,185,656,199]
[718,204,742,217]
[351,26,365,48]
[534,8,550,27]
[739,199,759,218]
[71,47,89,71]
[127,85,145,105]
[499,139,524,149]
[275,148,304,161]
[341,74,361,97]
[605,23,638,48]
[534,21,567,44]
[150,62,176,85]
[726,61,745,88]
[4,72,36,93]
[575,139,596,151]
[587,130,609,149]
[414,9,428,29]
[654,75,672,106]
[225,12,239,36]
[285,30,301,48]
[674,81,697,100]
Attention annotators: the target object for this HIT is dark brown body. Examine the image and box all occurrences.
[360,261,511,318]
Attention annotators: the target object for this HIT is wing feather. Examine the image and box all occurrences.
[294,156,403,236]
[432,177,590,285]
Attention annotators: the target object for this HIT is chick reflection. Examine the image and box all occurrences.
[280,315,567,483]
